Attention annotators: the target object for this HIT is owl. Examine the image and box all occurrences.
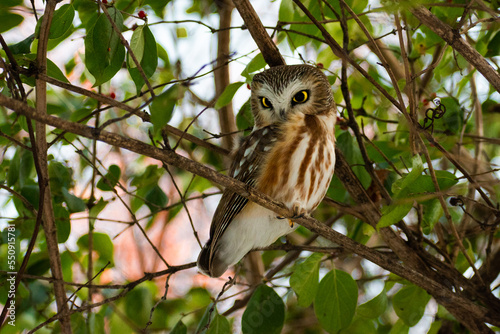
[198,64,336,277]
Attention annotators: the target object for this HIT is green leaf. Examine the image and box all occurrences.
[241,53,267,79]
[144,185,168,213]
[150,85,178,132]
[290,253,322,307]
[392,155,423,197]
[0,11,23,33]
[215,82,245,109]
[89,198,108,224]
[49,4,75,39]
[7,149,21,187]
[278,0,294,22]
[61,187,86,213]
[393,285,431,327]
[176,27,188,38]
[427,320,442,334]
[378,155,425,228]
[314,270,358,333]
[27,257,51,276]
[389,319,409,334]
[125,286,153,326]
[377,202,412,229]
[77,232,114,264]
[357,289,388,319]
[61,251,74,281]
[48,161,72,191]
[88,313,105,334]
[14,53,69,84]
[47,58,70,83]
[236,100,254,131]
[128,26,146,68]
[127,25,158,93]
[143,0,170,17]
[54,205,71,243]
[485,31,500,57]
[340,317,377,334]
[0,0,23,8]
[84,8,125,86]
[171,320,187,334]
[195,303,214,334]
[9,34,35,55]
[422,199,442,234]
[73,0,99,28]
[207,313,231,334]
[242,285,285,334]
[96,164,121,191]
[20,185,40,210]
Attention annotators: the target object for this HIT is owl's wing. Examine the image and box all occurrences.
[209,125,279,246]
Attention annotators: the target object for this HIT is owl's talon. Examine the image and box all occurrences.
[276,215,285,220]
[292,213,305,219]
[288,219,294,228]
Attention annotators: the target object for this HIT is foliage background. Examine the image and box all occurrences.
[1,0,500,333]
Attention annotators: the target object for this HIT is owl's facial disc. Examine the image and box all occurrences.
[257,80,313,121]
[250,64,334,128]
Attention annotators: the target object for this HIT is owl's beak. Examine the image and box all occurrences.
[279,109,287,120]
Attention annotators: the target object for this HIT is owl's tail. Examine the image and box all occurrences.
[197,240,229,278]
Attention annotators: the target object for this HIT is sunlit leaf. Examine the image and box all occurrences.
[171,320,187,334]
[357,289,388,319]
[207,313,231,334]
[378,202,412,229]
[215,82,245,109]
[85,8,125,86]
[61,187,87,213]
[0,11,23,33]
[241,53,267,80]
[290,253,322,307]
[150,88,178,135]
[314,270,358,333]
[9,34,35,55]
[96,164,121,191]
[49,4,75,39]
[393,285,431,327]
[54,205,71,243]
[125,286,153,326]
[78,232,114,264]
[128,25,158,93]
[422,199,442,234]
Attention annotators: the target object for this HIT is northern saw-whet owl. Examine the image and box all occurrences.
[198,64,336,277]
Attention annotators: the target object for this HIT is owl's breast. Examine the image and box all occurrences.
[257,112,336,212]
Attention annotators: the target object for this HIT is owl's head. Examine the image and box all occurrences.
[250,64,334,128]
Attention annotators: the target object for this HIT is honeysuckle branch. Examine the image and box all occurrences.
[2,94,499,331]
[33,1,72,332]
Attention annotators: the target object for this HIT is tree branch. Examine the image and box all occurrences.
[33,1,73,332]
[215,0,238,150]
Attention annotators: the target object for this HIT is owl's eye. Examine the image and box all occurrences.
[292,90,309,104]
[260,97,273,109]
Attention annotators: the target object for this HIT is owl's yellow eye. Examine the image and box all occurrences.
[292,90,309,104]
[260,97,273,108]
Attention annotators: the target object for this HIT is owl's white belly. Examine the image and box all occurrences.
[215,203,298,269]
